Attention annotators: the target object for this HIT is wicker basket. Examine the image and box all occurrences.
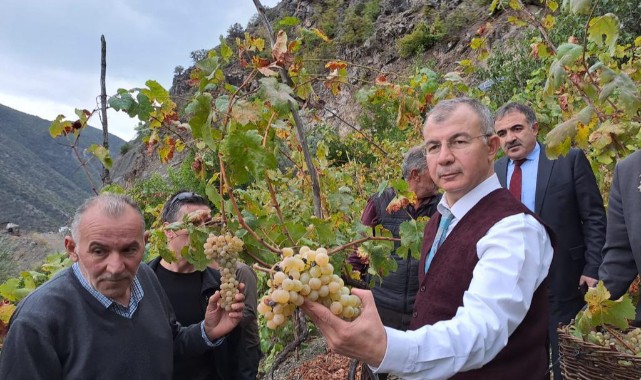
[558,324,641,380]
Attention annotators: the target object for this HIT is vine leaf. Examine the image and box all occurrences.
[259,77,297,113]
[566,0,591,15]
[220,129,278,185]
[588,14,620,56]
[0,302,16,324]
[397,219,425,260]
[272,30,293,69]
[186,93,218,150]
[87,144,113,169]
[575,281,635,334]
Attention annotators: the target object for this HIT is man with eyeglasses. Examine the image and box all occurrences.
[494,102,606,380]
[0,194,245,379]
[348,146,441,380]
[302,98,554,379]
[149,191,261,380]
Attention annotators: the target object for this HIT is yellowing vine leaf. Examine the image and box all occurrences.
[0,302,16,324]
[576,281,635,332]
[546,117,578,158]
[311,28,331,42]
[87,144,113,169]
[588,14,620,56]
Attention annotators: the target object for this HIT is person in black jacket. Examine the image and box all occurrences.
[350,145,441,331]
[151,191,261,380]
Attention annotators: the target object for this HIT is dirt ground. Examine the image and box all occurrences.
[0,231,66,280]
[266,336,399,380]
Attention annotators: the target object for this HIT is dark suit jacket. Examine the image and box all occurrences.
[495,144,606,320]
[599,150,641,318]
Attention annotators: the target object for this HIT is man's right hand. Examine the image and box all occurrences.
[300,288,387,367]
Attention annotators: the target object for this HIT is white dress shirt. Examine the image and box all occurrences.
[373,174,553,380]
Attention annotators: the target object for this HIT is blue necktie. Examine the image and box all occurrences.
[425,209,454,273]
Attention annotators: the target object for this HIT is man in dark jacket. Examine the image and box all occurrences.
[350,145,440,331]
[494,102,606,380]
[152,191,260,380]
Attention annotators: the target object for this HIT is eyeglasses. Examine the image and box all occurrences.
[161,192,207,221]
[423,134,492,156]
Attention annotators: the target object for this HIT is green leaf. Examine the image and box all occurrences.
[135,92,153,121]
[556,43,583,65]
[219,37,233,62]
[220,129,278,185]
[583,281,635,330]
[588,14,620,56]
[142,80,169,100]
[184,228,212,271]
[205,175,222,211]
[569,0,591,15]
[108,91,136,116]
[259,77,297,114]
[545,118,578,158]
[87,144,113,169]
[398,219,425,260]
[0,278,32,302]
[186,93,217,150]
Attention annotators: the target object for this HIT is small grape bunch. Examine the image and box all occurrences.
[203,233,244,311]
[258,246,363,329]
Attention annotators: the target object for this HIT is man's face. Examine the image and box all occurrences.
[408,167,437,200]
[494,111,538,161]
[423,104,499,206]
[65,205,145,305]
[166,204,211,257]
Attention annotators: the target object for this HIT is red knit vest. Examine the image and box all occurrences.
[410,188,551,380]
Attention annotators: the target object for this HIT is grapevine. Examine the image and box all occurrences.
[258,246,362,329]
[203,232,245,311]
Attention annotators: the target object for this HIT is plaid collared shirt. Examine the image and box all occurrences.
[72,263,144,319]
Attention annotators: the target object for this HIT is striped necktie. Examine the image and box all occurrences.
[425,209,454,273]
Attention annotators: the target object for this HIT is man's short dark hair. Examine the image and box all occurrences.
[495,102,537,128]
[161,191,209,223]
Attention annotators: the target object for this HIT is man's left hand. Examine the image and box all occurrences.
[579,275,598,288]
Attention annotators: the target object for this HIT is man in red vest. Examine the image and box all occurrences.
[302,98,554,380]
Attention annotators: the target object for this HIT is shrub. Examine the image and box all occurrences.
[397,20,444,58]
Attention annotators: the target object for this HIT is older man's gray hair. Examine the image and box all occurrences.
[402,146,428,180]
[70,194,145,241]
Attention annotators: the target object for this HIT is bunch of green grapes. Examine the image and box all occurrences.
[203,233,244,311]
[586,328,641,355]
[257,246,362,329]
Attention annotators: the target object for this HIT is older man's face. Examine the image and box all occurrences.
[65,205,145,306]
[423,104,499,206]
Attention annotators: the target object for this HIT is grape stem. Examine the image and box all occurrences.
[603,325,636,354]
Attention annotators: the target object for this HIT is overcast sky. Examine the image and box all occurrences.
[0,0,280,141]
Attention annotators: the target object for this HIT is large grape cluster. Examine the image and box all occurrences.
[586,328,641,355]
[257,246,362,329]
[203,233,244,311]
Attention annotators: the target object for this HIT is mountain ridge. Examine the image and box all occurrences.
[0,103,126,232]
